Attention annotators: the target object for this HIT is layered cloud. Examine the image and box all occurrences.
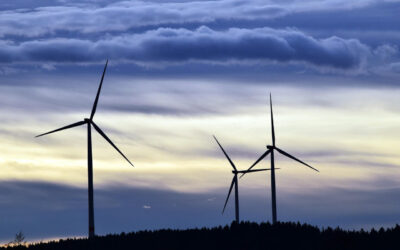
[0,0,385,38]
[0,0,399,75]
[0,26,382,70]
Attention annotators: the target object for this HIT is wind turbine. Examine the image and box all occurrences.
[36,60,133,239]
[213,135,272,223]
[241,94,318,225]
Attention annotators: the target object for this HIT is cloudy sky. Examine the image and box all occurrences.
[1,0,400,243]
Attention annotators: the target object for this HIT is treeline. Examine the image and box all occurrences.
[3,221,400,250]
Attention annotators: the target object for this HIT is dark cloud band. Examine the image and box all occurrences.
[0,0,378,38]
[0,180,399,241]
[0,26,376,70]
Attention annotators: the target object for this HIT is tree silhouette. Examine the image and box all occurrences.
[7,231,26,247]
[2,222,400,250]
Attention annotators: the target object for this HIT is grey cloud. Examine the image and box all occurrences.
[0,26,377,70]
[390,62,400,73]
[0,180,232,242]
[0,75,254,118]
[207,146,399,170]
[0,1,125,11]
[0,0,285,38]
[330,159,400,169]
[104,103,217,116]
[1,0,399,75]
[0,0,392,38]
[278,186,400,228]
[265,1,400,31]
[0,180,399,242]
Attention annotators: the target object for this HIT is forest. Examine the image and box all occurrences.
[3,221,400,250]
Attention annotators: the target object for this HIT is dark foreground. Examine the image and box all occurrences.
[3,222,400,250]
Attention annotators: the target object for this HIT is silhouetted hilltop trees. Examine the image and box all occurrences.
[3,222,400,250]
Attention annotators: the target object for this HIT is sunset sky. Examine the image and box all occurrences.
[0,0,400,243]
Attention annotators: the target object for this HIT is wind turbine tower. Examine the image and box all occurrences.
[36,60,133,238]
[241,94,318,224]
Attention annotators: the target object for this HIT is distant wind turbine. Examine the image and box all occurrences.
[36,60,133,239]
[213,135,272,223]
[241,94,318,225]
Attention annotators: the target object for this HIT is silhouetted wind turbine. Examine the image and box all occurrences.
[241,94,318,225]
[213,135,272,223]
[36,60,133,239]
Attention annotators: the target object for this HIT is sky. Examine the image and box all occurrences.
[0,0,400,243]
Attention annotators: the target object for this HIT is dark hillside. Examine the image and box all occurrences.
[3,222,400,250]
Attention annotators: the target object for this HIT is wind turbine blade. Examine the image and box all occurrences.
[275,147,319,172]
[35,120,86,137]
[238,168,274,173]
[90,60,108,120]
[213,135,237,171]
[222,177,236,214]
[270,93,275,146]
[91,121,134,167]
[239,149,271,178]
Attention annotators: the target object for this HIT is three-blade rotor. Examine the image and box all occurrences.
[214,135,272,214]
[241,146,318,178]
[36,60,133,167]
[36,119,133,167]
[241,93,318,178]
[222,167,274,214]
